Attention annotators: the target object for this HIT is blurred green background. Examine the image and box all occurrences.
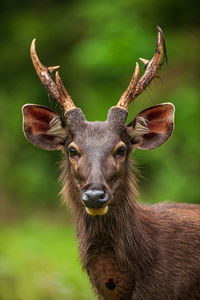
[0,0,200,299]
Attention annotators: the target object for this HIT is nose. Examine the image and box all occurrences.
[82,187,109,209]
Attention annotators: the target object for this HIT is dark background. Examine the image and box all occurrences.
[0,0,200,299]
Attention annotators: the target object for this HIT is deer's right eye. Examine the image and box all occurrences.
[116,146,126,156]
[68,147,78,157]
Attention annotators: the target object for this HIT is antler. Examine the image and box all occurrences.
[30,39,76,113]
[116,26,167,110]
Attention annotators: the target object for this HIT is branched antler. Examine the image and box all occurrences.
[116,26,167,110]
[30,39,76,113]
[30,26,166,114]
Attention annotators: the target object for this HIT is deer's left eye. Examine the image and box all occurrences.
[115,146,126,156]
[68,147,78,157]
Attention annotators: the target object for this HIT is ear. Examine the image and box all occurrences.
[22,104,68,150]
[126,103,175,150]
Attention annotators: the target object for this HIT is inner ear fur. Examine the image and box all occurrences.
[22,104,68,150]
[126,103,175,150]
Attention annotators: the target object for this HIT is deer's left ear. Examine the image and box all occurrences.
[126,103,175,150]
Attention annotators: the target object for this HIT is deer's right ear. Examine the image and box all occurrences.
[22,104,68,150]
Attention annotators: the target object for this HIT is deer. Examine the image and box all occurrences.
[22,26,200,299]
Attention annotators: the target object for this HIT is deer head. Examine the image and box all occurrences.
[22,26,175,216]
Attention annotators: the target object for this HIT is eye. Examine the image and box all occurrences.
[115,146,126,157]
[68,147,78,157]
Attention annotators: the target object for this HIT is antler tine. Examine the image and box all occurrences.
[30,38,76,113]
[116,26,166,110]
[116,62,140,110]
[55,71,76,112]
[132,26,165,100]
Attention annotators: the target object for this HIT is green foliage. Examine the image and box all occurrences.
[0,218,94,300]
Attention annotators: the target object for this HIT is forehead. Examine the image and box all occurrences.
[73,121,122,149]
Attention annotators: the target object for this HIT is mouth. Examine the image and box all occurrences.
[85,205,108,216]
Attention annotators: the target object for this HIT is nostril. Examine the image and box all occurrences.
[82,193,88,202]
[101,192,109,202]
[100,193,105,199]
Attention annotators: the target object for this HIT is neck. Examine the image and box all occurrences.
[60,158,158,277]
